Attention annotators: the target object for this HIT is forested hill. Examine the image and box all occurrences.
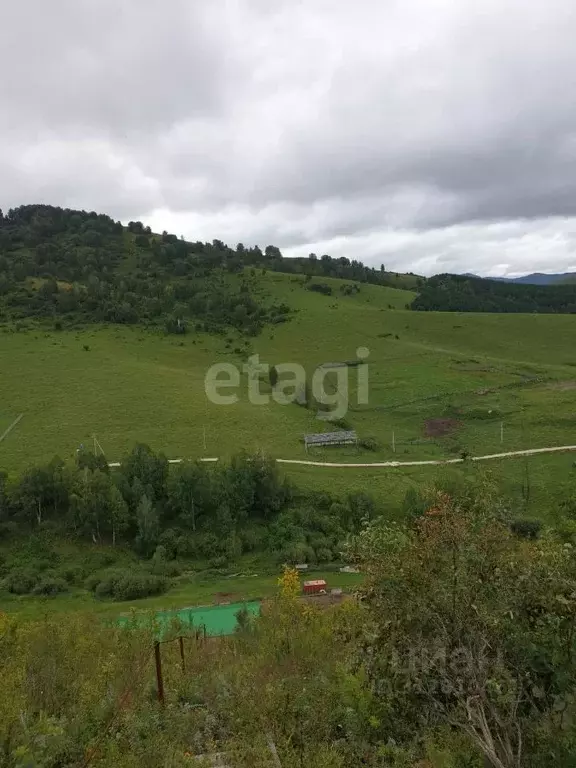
[412,273,576,313]
[0,204,412,334]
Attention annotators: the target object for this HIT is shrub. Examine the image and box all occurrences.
[333,417,352,430]
[359,437,380,451]
[5,568,39,595]
[466,408,502,421]
[315,547,333,563]
[148,547,183,577]
[307,282,332,296]
[88,569,168,601]
[174,534,198,559]
[510,519,542,540]
[32,576,68,596]
[59,565,85,586]
[235,605,253,633]
[197,533,221,559]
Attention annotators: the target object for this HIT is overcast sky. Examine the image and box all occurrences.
[2,0,576,276]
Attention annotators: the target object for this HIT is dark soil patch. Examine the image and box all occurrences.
[213,592,240,604]
[424,417,460,437]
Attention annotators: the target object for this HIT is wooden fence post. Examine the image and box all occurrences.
[179,636,186,673]
[154,642,165,706]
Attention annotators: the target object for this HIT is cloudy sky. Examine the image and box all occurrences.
[2,0,576,277]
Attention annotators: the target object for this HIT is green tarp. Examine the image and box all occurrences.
[119,601,261,637]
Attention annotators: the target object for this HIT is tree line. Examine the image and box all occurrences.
[0,205,290,335]
[0,445,376,600]
[0,204,408,336]
[412,273,576,313]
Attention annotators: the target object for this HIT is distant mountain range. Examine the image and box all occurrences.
[462,272,576,285]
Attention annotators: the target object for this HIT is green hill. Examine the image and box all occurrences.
[0,204,411,334]
[2,263,576,506]
[3,204,576,621]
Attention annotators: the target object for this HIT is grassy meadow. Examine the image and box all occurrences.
[2,270,576,615]
[1,270,575,473]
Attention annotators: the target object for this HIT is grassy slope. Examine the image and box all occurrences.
[1,270,576,505]
[2,270,576,615]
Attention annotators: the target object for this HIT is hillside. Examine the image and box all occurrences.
[0,204,413,334]
[2,204,576,621]
[2,267,576,504]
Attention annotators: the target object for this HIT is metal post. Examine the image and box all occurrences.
[179,636,186,673]
[500,422,504,444]
[154,642,165,706]
[392,431,396,453]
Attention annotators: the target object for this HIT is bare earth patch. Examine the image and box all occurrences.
[548,380,576,391]
[213,592,240,604]
[424,418,460,437]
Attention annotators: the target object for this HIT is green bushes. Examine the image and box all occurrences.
[86,569,168,601]
[4,568,39,594]
[510,519,542,539]
[32,576,68,596]
[465,408,503,420]
[307,282,333,295]
[3,569,68,596]
[359,436,380,451]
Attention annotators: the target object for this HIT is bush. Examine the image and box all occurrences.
[5,568,39,595]
[315,547,333,563]
[148,547,183,577]
[465,408,502,421]
[510,519,542,540]
[32,576,68,596]
[197,533,221,559]
[88,569,168,601]
[307,282,332,296]
[59,565,86,586]
[85,551,117,570]
[333,417,352,430]
[174,534,198,559]
[359,437,380,451]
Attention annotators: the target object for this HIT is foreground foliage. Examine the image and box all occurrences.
[2,486,576,765]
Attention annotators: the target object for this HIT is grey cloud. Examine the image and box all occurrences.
[1,0,576,275]
[0,0,230,139]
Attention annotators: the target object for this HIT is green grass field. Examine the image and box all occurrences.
[2,271,575,476]
[2,270,576,616]
[0,539,363,620]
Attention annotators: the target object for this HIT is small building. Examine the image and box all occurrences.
[303,579,327,595]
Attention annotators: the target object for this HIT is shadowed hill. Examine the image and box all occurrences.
[0,204,416,334]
